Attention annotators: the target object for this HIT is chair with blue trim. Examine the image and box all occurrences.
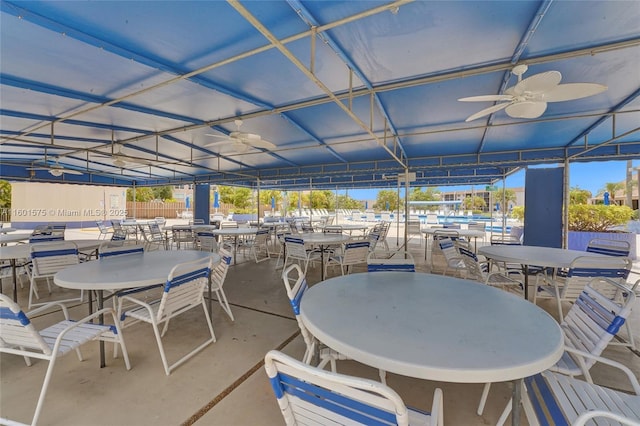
[478,277,637,419]
[196,230,219,253]
[249,229,271,263]
[28,241,83,309]
[458,245,524,295]
[586,238,630,257]
[497,348,640,426]
[118,256,216,375]
[367,250,416,273]
[0,294,130,426]
[533,255,631,320]
[436,238,466,277]
[264,349,444,426]
[210,248,234,321]
[324,240,370,277]
[284,236,321,275]
[96,221,113,240]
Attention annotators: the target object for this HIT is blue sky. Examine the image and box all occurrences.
[344,159,640,200]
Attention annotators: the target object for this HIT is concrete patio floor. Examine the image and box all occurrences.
[1,222,638,425]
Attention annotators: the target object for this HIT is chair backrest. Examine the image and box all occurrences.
[28,234,64,244]
[172,226,194,242]
[442,223,461,229]
[323,225,343,234]
[111,220,123,231]
[509,226,524,242]
[0,294,51,355]
[220,221,239,229]
[367,251,415,272]
[30,241,79,277]
[490,235,521,245]
[157,256,212,322]
[342,241,370,266]
[111,229,127,241]
[407,219,421,234]
[254,229,270,243]
[211,248,232,288]
[98,242,144,258]
[562,278,636,371]
[196,231,219,252]
[96,221,109,233]
[438,238,461,263]
[467,222,486,232]
[284,236,308,260]
[280,264,315,357]
[148,221,164,237]
[154,217,166,227]
[563,256,631,301]
[300,221,314,232]
[586,238,631,257]
[458,245,486,282]
[264,349,412,426]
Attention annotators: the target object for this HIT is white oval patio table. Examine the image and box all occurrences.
[55,250,219,367]
[478,245,609,299]
[0,227,18,234]
[300,272,564,426]
[0,232,32,245]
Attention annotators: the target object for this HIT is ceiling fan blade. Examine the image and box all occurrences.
[249,139,276,150]
[542,83,607,102]
[464,103,510,122]
[505,101,547,119]
[205,134,229,139]
[232,142,250,153]
[204,139,233,148]
[513,71,562,95]
[458,95,514,102]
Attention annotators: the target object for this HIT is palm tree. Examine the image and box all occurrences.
[603,182,624,205]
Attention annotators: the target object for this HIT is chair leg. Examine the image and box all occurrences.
[477,382,491,415]
[32,358,57,426]
[150,320,172,376]
[379,369,387,385]
[215,289,234,321]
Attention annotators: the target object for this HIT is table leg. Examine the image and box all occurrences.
[523,265,529,300]
[98,290,105,368]
[233,236,238,265]
[424,235,428,260]
[11,259,18,302]
[512,378,522,426]
[320,244,325,281]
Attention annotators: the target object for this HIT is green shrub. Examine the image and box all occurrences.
[511,206,524,222]
[568,204,634,232]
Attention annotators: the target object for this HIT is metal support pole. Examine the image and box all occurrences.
[563,157,570,249]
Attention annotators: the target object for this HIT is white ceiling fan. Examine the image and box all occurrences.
[27,158,83,177]
[459,64,608,122]
[93,144,153,168]
[205,120,276,152]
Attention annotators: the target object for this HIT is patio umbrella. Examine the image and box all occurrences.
[603,191,610,205]
[271,196,275,210]
[386,201,390,211]
[214,192,220,208]
[365,201,368,210]
[185,196,191,209]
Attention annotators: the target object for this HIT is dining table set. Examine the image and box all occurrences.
[290,234,637,426]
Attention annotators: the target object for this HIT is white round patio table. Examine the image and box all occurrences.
[478,245,609,299]
[0,227,17,234]
[319,223,369,235]
[300,272,564,426]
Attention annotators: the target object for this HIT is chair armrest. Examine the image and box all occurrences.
[563,346,640,395]
[27,301,72,320]
[573,409,640,426]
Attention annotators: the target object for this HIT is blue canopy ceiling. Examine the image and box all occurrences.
[1,0,639,189]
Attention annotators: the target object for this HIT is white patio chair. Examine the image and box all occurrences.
[478,277,636,417]
[274,231,292,268]
[0,294,130,426]
[195,230,219,253]
[209,248,234,321]
[264,349,444,426]
[281,264,347,370]
[573,409,640,426]
[96,220,113,240]
[496,348,639,426]
[324,240,369,277]
[171,225,194,250]
[118,256,216,375]
[249,229,271,263]
[458,245,524,295]
[283,236,321,275]
[534,255,631,320]
[146,221,168,250]
[586,237,631,257]
[437,238,466,277]
[28,241,84,309]
[367,250,416,272]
